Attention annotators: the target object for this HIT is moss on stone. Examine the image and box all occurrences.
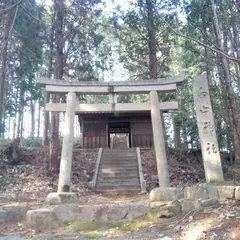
[160,206,177,215]
[67,221,120,231]
[83,231,103,239]
[209,178,224,183]
[60,185,70,192]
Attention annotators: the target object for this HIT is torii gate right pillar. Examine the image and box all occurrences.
[150,90,170,187]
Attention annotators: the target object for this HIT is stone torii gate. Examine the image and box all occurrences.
[37,76,184,202]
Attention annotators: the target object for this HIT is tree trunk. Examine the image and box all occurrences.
[182,126,188,150]
[145,0,168,147]
[146,0,157,79]
[8,116,11,139]
[49,0,65,171]
[30,100,35,138]
[16,85,24,138]
[0,22,10,137]
[13,112,17,139]
[230,17,240,88]
[211,0,240,163]
[37,101,41,137]
[0,2,19,136]
[42,8,55,146]
[173,117,181,149]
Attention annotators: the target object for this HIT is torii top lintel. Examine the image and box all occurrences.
[36,75,185,95]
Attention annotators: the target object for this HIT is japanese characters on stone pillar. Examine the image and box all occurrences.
[193,75,224,183]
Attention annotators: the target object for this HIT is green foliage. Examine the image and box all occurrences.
[108,0,179,80]
[73,138,81,148]
[21,137,42,147]
[0,138,11,146]
[0,137,81,148]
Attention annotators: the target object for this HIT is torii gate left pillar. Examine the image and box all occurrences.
[46,92,78,203]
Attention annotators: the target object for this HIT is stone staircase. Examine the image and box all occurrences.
[94,148,143,194]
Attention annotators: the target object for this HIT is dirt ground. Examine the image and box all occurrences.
[1,147,240,239]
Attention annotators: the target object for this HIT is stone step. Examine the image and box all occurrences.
[98,168,139,173]
[102,155,136,158]
[103,149,135,152]
[99,168,138,174]
[102,155,137,159]
[101,161,137,165]
[102,154,136,157]
[100,166,138,170]
[99,165,138,169]
[100,163,138,167]
[97,179,140,185]
[102,158,136,160]
[102,153,136,156]
[97,172,139,178]
[102,159,137,162]
[97,176,139,181]
[94,189,141,195]
[93,148,141,195]
[96,184,141,190]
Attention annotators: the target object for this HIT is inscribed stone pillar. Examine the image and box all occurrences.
[150,91,170,187]
[193,75,224,183]
[58,92,76,192]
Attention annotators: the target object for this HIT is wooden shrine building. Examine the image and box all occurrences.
[79,112,153,149]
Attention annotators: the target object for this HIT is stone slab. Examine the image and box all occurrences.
[54,205,80,222]
[54,204,96,222]
[127,202,150,221]
[184,185,208,200]
[217,186,235,200]
[207,185,219,199]
[184,186,196,200]
[159,210,175,218]
[0,208,8,223]
[26,208,58,231]
[150,200,182,214]
[54,202,150,224]
[149,187,184,201]
[150,201,169,209]
[180,199,201,213]
[106,204,129,222]
[195,185,208,199]
[46,192,77,203]
[6,206,32,223]
[199,198,219,207]
[235,186,240,200]
[93,203,150,223]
